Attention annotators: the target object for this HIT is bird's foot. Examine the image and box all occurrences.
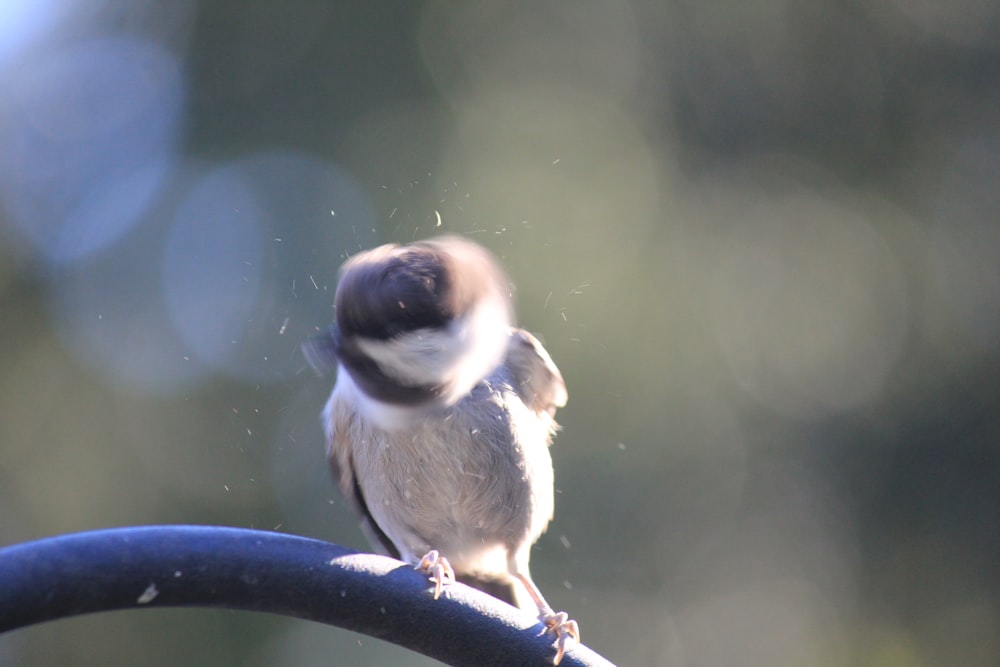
[416,550,455,600]
[540,609,580,665]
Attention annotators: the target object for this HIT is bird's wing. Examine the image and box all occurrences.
[326,396,402,560]
[505,328,567,417]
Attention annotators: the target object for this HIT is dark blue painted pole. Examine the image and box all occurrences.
[0,525,614,666]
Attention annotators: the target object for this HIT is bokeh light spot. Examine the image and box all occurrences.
[0,0,73,69]
[927,132,1000,350]
[0,34,184,264]
[163,151,375,383]
[706,184,908,418]
[163,168,265,376]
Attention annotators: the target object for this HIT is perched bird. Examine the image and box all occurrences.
[304,235,578,663]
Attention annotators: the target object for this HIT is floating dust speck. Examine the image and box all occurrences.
[137,583,159,604]
[559,535,571,549]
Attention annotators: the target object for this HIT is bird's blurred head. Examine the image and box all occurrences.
[306,236,513,410]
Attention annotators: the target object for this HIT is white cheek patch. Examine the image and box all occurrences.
[354,297,511,406]
[356,328,454,385]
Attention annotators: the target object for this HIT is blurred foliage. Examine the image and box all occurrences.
[1,1,998,665]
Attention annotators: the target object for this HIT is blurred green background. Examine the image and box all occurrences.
[1,1,998,665]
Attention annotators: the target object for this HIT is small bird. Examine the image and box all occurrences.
[304,235,578,663]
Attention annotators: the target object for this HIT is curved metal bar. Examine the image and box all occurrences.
[0,525,613,666]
